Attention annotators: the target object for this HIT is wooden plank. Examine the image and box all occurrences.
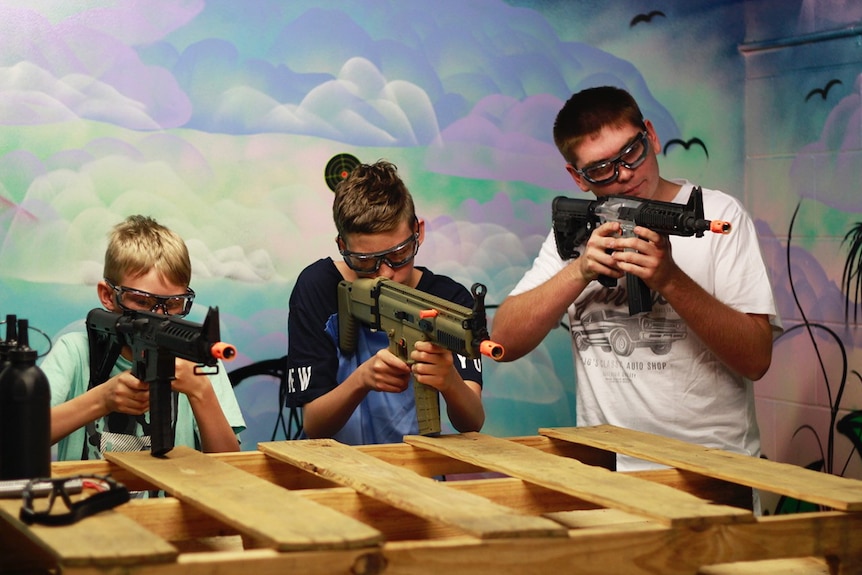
[404,432,754,529]
[541,425,862,512]
[698,557,830,575]
[4,437,862,575]
[46,512,862,575]
[376,512,862,575]
[46,445,751,509]
[92,473,742,545]
[0,497,176,568]
[48,435,615,492]
[260,439,567,539]
[105,446,382,551]
[57,547,377,575]
[357,434,616,473]
[546,508,657,529]
[112,474,602,544]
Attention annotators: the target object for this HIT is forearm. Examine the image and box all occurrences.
[661,271,774,380]
[441,378,484,432]
[301,373,369,438]
[50,388,109,444]
[492,262,588,361]
[187,383,240,452]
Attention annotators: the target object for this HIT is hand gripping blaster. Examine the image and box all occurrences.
[552,186,731,315]
[86,307,236,456]
[337,277,504,435]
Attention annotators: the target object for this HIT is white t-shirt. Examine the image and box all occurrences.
[511,181,782,470]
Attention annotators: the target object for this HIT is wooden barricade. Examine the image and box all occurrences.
[1,425,861,575]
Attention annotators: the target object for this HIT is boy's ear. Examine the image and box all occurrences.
[97,281,116,311]
[644,119,661,152]
[566,164,592,193]
[416,218,426,246]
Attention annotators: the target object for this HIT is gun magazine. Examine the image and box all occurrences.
[414,381,441,436]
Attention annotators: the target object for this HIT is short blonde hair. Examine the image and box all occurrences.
[103,215,191,287]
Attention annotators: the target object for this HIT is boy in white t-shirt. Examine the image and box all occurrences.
[492,86,781,475]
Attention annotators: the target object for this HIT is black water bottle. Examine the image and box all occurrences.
[0,318,52,480]
[0,314,17,476]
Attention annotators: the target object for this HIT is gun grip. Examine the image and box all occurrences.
[598,274,617,288]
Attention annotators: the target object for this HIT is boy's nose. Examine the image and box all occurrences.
[616,164,636,183]
[376,263,396,280]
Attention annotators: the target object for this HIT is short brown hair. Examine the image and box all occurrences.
[103,215,191,287]
[332,160,416,238]
[553,86,645,165]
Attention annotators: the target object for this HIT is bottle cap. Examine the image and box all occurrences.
[0,314,17,363]
[9,319,37,363]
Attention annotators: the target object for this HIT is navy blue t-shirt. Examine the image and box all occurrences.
[285,258,483,443]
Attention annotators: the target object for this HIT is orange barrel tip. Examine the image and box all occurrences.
[710,220,732,234]
[479,339,505,361]
[211,341,237,361]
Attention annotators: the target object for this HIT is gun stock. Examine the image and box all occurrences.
[552,186,731,314]
[86,306,236,456]
[337,277,503,435]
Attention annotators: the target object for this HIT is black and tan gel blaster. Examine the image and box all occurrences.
[337,277,504,435]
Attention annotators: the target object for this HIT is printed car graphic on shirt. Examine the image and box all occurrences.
[571,309,687,357]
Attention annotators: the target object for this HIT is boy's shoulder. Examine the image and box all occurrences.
[415,267,472,305]
[297,257,339,279]
[293,258,340,291]
[49,330,90,355]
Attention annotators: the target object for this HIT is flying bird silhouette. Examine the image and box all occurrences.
[805,79,842,101]
[630,10,666,27]
[663,138,708,159]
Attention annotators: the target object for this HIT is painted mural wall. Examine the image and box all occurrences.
[741,0,862,507]
[0,0,860,508]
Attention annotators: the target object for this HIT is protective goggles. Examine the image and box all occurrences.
[19,474,130,526]
[339,225,420,275]
[105,278,195,317]
[573,130,650,186]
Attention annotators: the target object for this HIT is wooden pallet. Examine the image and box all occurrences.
[1,425,861,575]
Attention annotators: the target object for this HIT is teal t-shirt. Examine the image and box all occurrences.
[40,331,246,461]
